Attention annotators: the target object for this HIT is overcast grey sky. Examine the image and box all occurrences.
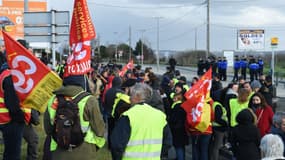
[48,0,285,52]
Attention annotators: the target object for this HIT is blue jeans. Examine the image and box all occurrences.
[191,134,211,160]
[175,146,185,160]
[0,122,24,160]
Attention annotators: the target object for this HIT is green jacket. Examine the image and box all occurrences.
[44,85,106,160]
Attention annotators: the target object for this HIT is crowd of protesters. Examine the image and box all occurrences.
[0,44,284,160]
[81,57,281,160]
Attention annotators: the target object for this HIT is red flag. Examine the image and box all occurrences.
[184,68,212,100]
[2,31,62,113]
[64,0,95,77]
[182,67,212,132]
[119,59,134,77]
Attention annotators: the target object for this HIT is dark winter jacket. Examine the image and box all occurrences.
[168,102,188,147]
[231,109,261,160]
[104,77,123,115]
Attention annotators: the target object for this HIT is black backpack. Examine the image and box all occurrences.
[52,92,90,150]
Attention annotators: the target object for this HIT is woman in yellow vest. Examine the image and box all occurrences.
[110,83,172,160]
[229,88,250,127]
[168,93,188,160]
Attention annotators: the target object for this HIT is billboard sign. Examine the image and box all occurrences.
[0,0,47,39]
[237,29,265,50]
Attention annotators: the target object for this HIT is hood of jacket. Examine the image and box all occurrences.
[236,109,254,125]
[112,76,122,88]
[53,85,84,97]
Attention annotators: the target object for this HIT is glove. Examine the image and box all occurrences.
[10,109,25,124]
[30,109,40,125]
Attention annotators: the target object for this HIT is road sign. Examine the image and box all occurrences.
[24,10,70,69]
[24,10,69,43]
[271,37,278,46]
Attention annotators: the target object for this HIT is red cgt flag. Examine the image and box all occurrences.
[64,0,96,77]
[182,67,212,132]
[2,31,62,113]
[119,59,134,77]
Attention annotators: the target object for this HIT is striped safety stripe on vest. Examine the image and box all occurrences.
[122,103,166,160]
[171,100,182,109]
[47,92,105,151]
[0,69,31,124]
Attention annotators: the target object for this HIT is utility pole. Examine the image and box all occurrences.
[155,17,162,71]
[195,27,197,51]
[24,0,28,11]
[139,29,146,66]
[51,10,56,69]
[129,26,132,61]
[97,34,101,63]
[113,32,118,62]
[206,0,210,58]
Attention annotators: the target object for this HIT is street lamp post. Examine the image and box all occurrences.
[155,17,162,71]
[206,0,210,58]
[113,32,118,62]
[140,29,145,66]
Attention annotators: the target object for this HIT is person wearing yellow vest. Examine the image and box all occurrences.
[44,75,106,160]
[110,83,172,160]
[0,59,25,160]
[178,76,190,91]
[17,38,39,160]
[112,92,131,122]
[168,93,188,160]
[209,96,228,160]
[229,88,250,127]
[242,81,255,100]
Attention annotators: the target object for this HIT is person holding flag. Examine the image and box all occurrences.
[182,68,214,160]
[0,49,26,160]
[43,0,106,159]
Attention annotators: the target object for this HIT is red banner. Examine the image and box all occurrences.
[182,68,212,132]
[119,59,134,77]
[2,31,62,113]
[64,0,96,77]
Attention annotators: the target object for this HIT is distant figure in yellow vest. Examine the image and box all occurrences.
[44,75,106,160]
[110,83,172,160]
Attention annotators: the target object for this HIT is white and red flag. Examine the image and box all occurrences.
[119,59,134,77]
[182,67,212,132]
[64,0,95,77]
[2,31,62,113]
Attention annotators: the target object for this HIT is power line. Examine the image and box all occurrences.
[161,23,206,42]
[212,23,285,30]
[142,4,206,32]
[213,0,258,3]
[88,2,190,9]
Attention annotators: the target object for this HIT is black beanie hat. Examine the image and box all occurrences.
[63,75,86,89]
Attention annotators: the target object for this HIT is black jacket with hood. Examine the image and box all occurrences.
[231,109,261,160]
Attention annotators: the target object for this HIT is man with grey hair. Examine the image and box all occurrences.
[270,111,285,156]
[260,134,285,160]
[110,83,172,160]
